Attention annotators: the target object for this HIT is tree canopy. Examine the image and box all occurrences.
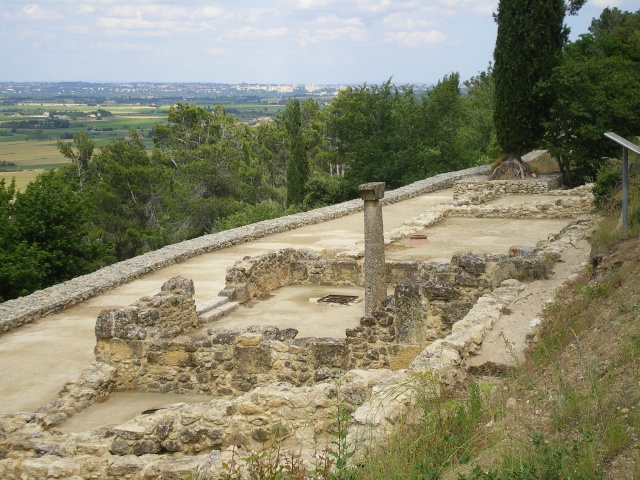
[492,0,582,165]
[541,7,640,184]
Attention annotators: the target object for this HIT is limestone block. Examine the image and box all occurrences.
[394,280,433,345]
[163,350,194,367]
[451,253,487,275]
[109,338,135,361]
[234,346,272,374]
[387,345,423,369]
[306,339,350,369]
[160,276,195,296]
[95,308,142,340]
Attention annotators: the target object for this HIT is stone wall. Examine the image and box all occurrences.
[93,247,554,400]
[453,174,563,198]
[448,194,593,219]
[0,219,594,480]
[0,164,492,336]
[0,369,409,479]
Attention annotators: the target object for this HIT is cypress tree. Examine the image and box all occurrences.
[284,99,308,207]
[492,0,583,177]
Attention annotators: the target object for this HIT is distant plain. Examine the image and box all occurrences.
[0,101,285,190]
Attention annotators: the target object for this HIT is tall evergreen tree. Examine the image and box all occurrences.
[492,0,584,178]
[284,99,308,207]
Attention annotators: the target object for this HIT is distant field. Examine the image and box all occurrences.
[0,140,67,165]
[0,101,282,189]
[2,169,50,191]
[0,140,69,189]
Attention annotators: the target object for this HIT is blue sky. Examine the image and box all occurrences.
[1,0,636,85]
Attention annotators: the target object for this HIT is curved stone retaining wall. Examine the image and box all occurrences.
[0,164,492,336]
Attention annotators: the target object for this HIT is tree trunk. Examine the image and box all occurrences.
[489,153,532,180]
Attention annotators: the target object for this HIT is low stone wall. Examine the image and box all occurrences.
[91,246,554,401]
[453,174,563,198]
[0,164,491,336]
[0,369,409,479]
[448,194,593,219]
[219,247,544,304]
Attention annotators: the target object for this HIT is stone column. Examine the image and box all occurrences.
[358,182,386,317]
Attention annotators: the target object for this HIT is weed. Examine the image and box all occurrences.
[351,379,486,480]
[327,401,355,474]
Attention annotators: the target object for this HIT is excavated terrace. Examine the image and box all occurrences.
[0,163,597,479]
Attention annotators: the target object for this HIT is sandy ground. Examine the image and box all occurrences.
[467,236,592,370]
[0,188,584,418]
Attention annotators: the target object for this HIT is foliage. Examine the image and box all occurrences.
[215,202,287,231]
[0,172,108,301]
[462,67,501,164]
[492,0,577,158]
[328,80,419,191]
[303,173,351,209]
[541,7,640,184]
[284,99,309,207]
[592,161,622,208]
[350,379,484,480]
[328,76,493,193]
[459,432,602,479]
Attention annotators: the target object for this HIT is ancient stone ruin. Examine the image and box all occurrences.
[0,163,596,479]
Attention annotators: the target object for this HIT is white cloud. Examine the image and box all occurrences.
[78,5,96,15]
[3,4,61,21]
[315,15,363,27]
[470,2,497,15]
[590,0,620,5]
[438,0,496,12]
[277,0,331,9]
[22,4,46,19]
[193,6,224,19]
[206,47,230,56]
[384,29,446,47]
[314,25,367,41]
[354,0,417,14]
[381,11,441,29]
[225,25,289,40]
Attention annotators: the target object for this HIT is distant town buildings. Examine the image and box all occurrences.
[0,81,433,103]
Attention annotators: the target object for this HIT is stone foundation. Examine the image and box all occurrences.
[0,166,597,480]
[88,245,555,403]
[1,164,494,336]
[0,218,593,480]
[453,174,564,198]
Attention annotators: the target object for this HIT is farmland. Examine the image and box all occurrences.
[0,100,287,190]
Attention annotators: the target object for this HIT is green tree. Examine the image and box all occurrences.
[153,103,270,236]
[492,0,584,177]
[57,131,95,188]
[422,73,471,173]
[462,67,500,164]
[284,99,309,207]
[0,171,107,301]
[86,133,162,259]
[541,7,640,184]
[328,80,424,191]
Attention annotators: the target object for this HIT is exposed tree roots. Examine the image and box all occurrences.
[490,154,533,180]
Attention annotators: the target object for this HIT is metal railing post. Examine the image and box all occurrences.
[622,146,629,238]
[604,132,640,239]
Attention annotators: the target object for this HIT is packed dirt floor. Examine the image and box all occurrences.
[0,188,592,430]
